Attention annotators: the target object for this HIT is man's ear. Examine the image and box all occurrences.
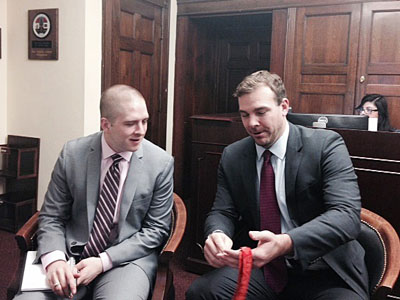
[101,117,111,131]
[281,98,290,116]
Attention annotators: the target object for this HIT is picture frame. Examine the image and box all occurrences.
[28,9,58,60]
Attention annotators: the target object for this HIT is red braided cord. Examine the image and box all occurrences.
[233,247,253,300]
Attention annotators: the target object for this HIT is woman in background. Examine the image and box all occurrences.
[355,94,399,132]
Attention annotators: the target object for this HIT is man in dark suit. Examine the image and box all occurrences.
[186,71,368,300]
[14,85,174,300]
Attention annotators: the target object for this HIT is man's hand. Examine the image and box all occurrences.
[203,232,234,268]
[222,231,293,269]
[76,257,103,286]
[249,231,293,268]
[46,260,79,299]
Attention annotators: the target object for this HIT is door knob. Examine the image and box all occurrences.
[360,75,366,83]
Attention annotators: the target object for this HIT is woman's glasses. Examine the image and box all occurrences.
[356,107,378,114]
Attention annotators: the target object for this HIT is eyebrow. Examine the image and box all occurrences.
[239,106,269,114]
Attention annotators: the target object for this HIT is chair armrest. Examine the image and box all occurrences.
[151,193,187,300]
[151,263,173,300]
[15,211,39,251]
[159,193,187,264]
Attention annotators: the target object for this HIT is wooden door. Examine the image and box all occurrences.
[290,4,361,115]
[103,0,169,148]
[356,1,400,128]
[214,14,272,113]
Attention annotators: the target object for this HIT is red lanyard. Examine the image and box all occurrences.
[233,247,253,300]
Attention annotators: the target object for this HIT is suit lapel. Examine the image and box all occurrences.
[240,138,259,228]
[86,133,102,230]
[118,145,143,226]
[285,123,303,219]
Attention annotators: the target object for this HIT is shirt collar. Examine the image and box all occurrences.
[256,120,289,161]
[101,133,133,162]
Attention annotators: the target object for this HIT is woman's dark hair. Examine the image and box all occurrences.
[355,94,393,131]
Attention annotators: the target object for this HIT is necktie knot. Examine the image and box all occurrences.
[111,153,123,166]
[263,150,272,164]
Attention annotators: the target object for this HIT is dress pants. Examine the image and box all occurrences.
[13,262,151,300]
[186,266,366,300]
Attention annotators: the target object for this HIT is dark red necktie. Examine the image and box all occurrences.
[259,150,287,293]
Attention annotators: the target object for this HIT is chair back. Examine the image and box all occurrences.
[359,208,400,299]
[358,220,386,294]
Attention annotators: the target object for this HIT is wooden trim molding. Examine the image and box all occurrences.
[177,0,396,16]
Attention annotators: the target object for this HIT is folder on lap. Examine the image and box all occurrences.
[20,250,75,292]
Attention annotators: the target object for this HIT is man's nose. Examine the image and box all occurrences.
[136,122,146,135]
[248,115,259,127]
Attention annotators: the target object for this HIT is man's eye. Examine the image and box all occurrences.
[256,111,266,116]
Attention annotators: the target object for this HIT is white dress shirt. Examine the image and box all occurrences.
[255,120,295,234]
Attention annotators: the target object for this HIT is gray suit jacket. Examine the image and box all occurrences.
[205,122,369,298]
[36,132,174,283]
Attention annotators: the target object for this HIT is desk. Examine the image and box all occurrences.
[188,114,400,295]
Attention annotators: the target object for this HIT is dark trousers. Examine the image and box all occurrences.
[186,266,366,300]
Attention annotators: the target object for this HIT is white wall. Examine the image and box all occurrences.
[0,0,7,144]
[166,0,177,154]
[84,0,102,135]
[0,0,7,194]
[3,0,176,208]
[6,0,102,208]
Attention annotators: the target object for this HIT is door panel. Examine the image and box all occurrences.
[357,1,400,128]
[103,0,169,147]
[291,4,361,115]
[214,14,272,113]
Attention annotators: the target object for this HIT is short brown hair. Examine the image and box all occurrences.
[233,70,287,104]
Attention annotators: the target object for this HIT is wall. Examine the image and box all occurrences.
[166,0,177,154]
[0,0,7,194]
[0,0,7,144]
[6,0,102,208]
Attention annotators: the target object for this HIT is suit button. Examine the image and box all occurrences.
[71,241,77,245]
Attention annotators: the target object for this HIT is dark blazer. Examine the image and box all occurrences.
[205,122,369,298]
[36,132,174,284]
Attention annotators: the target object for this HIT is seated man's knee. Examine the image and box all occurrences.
[186,276,209,300]
[186,267,239,300]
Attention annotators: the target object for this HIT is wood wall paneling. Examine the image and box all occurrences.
[290,4,361,115]
[283,8,297,103]
[173,13,273,195]
[177,0,395,16]
[187,115,247,273]
[270,9,288,78]
[103,0,169,148]
[172,17,191,197]
[356,1,400,128]
[214,14,272,113]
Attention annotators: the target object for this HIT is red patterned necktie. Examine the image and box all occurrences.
[82,153,123,258]
[259,150,288,293]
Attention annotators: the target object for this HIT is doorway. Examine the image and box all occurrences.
[173,12,273,197]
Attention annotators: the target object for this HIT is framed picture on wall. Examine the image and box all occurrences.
[28,8,58,60]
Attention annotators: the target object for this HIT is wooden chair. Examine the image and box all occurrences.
[359,208,400,300]
[7,193,187,300]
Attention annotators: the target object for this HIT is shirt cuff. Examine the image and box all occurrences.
[41,250,67,270]
[99,252,112,272]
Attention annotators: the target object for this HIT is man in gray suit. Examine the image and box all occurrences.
[14,85,174,300]
[186,71,368,300]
